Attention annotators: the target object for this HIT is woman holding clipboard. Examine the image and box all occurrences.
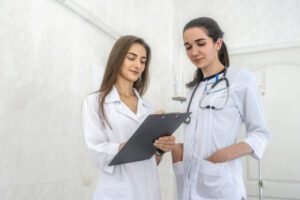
[82,35,175,200]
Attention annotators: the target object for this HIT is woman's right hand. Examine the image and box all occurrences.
[171,143,183,163]
[119,142,126,151]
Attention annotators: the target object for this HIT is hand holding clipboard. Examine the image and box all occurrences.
[109,112,191,166]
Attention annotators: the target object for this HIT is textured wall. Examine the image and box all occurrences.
[0,0,113,199]
[0,0,178,199]
[179,0,300,47]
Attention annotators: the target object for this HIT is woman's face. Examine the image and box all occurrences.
[183,27,222,70]
[118,43,147,83]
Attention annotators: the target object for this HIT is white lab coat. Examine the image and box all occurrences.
[173,67,271,200]
[82,86,161,200]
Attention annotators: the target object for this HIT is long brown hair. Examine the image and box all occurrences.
[98,35,151,126]
[184,17,230,88]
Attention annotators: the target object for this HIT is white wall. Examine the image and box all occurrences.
[0,0,113,199]
[0,0,179,199]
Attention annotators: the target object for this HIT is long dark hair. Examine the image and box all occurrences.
[98,35,151,125]
[184,17,230,88]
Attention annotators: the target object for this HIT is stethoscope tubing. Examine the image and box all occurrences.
[184,67,228,124]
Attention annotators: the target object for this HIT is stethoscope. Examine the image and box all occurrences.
[184,67,228,124]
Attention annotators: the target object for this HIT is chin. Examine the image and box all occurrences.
[195,64,206,69]
[127,76,140,82]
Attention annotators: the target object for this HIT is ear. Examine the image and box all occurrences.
[215,38,223,51]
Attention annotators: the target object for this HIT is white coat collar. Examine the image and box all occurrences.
[105,85,152,122]
[104,86,121,103]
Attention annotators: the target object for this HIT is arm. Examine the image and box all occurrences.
[171,143,183,163]
[207,142,252,163]
[207,70,271,163]
[82,96,121,174]
[240,71,271,160]
[171,143,184,200]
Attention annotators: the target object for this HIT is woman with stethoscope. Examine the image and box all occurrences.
[171,17,271,200]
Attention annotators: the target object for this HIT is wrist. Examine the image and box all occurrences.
[220,147,232,162]
[171,143,183,163]
[155,149,165,156]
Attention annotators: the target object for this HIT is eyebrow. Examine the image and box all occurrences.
[127,52,147,59]
[184,38,206,46]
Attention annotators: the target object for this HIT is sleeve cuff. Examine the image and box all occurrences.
[173,161,184,175]
[101,143,120,174]
[173,161,184,200]
[244,137,266,160]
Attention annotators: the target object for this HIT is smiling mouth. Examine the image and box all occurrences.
[129,70,139,75]
[193,58,203,62]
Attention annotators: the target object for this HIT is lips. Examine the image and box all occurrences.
[193,58,204,63]
[129,70,140,75]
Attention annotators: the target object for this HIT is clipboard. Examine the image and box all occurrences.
[109,112,191,166]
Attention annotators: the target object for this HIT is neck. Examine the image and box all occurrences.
[115,77,134,96]
[202,60,225,78]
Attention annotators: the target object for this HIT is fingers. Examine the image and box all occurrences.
[118,142,126,151]
[155,136,176,145]
[153,135,176,152]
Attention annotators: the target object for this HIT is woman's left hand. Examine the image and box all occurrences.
[206,148,229,163]
[207,142,253,163]
[153,135,176,152]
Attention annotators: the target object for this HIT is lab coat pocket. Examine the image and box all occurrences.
[94,180,130,200]
[195,160,234,198]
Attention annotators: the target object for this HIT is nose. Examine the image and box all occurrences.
[134,60,141,69]
[191,46,199,57]
[133,59,144,70]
